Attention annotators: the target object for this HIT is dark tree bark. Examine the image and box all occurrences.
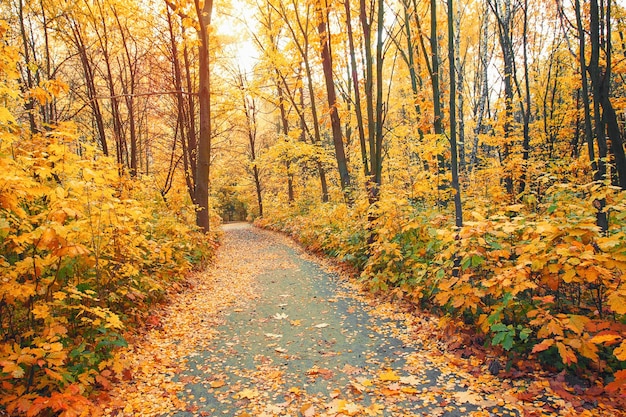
[193,0,214,232]
[316,0,351,195]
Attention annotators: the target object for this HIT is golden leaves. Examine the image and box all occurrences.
[0,109,216,413]
[378,369,400,382]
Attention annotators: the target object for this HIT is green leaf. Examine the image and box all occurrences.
[461,257,472,270]
[502,334,514,351]
[519,327,531,341]
[492,331,506,346]
[491,323,509,333]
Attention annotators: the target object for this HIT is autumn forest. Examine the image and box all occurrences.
[1,0,626,415]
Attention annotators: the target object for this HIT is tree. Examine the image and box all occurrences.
[315,0,351,195]
[447,0,463,229]
[193,0,214,231]
[237,71,264,217]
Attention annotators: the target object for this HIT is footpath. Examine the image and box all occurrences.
[103,223,620,417]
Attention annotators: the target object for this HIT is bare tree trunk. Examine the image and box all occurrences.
[316,0,351,195]
[518,0,532,194]
[447,0,463,229]
[488,0,514,195]
[344,0,368,178]
[454,5,466,172]
[17,0,38,133]
[238,73,264,217]
[193,0,214,232]
[470,3,490,168]
[68,18,109,155]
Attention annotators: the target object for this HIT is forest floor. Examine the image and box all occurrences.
[102,223,623,417]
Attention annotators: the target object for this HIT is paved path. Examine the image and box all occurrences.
[105,223,606,417]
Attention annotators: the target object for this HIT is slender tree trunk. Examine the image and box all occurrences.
[489,0,515,195]
[470,4,490,168]
[588,0,608,231]
[69,20,108,155]
[316,0,351,194]
[113,8,139,177]
[18,0,38,133]
[182,25,198,185]
[573,0,595,167]
[599,0,626,189]
[518,0,532,194]
[430,0,447,206]
[239,73,264,217]
[448,0,463,229]
[454,6,466,172]
[193,0,214,232]
[345,0,369,178]
[275,79,294,202]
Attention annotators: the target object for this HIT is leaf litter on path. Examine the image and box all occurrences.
[102,223,624,416]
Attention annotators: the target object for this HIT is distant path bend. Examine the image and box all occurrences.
[104,223,609,417]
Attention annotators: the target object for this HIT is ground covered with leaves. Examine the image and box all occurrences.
[103,224,623,416]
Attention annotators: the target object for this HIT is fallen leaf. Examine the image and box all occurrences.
[273,313,289,320]
[314,323,329,328]
[210,380,225,388]
[379,369,400,382]
[399,375,421,385]
[364,403,384,416]
[235,388,259,400]
[301,403,316,417]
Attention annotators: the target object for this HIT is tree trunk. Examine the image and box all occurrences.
[588,0,608,231]
[448,0,463,229]
[68,19,108,155]
[344,0,368,178]
[316,0,351,194]
[470,4,490,168]
[193,0,214,232]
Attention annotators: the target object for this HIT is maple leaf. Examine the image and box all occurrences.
[379,369,400,382]
[235,388,259,400]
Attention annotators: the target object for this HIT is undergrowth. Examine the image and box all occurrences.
[256,183,626,395]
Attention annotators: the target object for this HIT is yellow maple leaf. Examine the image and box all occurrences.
[379,369,400,382]
[364,403,385,416]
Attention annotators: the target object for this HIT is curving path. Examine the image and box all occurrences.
[104,223,615,417]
